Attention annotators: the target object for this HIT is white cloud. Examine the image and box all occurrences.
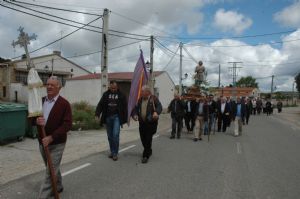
[213,8,252,34]
[274,1,300,28]
[0,0,299,92]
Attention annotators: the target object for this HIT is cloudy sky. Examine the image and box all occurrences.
[1,0,300,92]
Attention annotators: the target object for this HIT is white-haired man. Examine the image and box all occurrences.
[132,86,162,163]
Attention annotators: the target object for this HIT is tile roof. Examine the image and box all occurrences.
[69,71,164,81]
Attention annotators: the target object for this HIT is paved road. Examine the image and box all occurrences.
[1,112,300,199]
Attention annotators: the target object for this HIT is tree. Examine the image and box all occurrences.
[295,73,300,93]
[236,76,258,88]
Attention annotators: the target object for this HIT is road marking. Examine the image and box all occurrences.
[291,126,297,131]
[119,145,136,153]
[236,142,242,154]
[153,134,160,139]
[62,163,91,177]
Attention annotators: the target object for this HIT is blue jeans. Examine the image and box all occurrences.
[106,114,120,156]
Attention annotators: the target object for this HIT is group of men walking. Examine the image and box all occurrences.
[167,94,261,140]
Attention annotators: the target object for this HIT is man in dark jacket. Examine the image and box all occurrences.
[217,97,231,132]
[208,94,217,134]
[184,98,197,134]
[168,94,186,139]
[232,97,246,136]
[132,85,162,163]
[95,81,128,161]
[193,97,209,141]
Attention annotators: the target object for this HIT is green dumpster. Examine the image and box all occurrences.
[0,103,27,142]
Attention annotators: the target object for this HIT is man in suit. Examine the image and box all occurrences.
[132,85,162,163]
[193,96,209,141]
[207,94,217,134]
[232,97,246,136]
[217,97,231,132]
[36,76,72,199]
[168,94,186,139]
[184,98,197,134]
[95,80,128,161]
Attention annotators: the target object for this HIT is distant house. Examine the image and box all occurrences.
[63,71,175,109]
[0,51,92,102]
[211,87,260,98]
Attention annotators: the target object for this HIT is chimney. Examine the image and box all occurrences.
[53,51,61,56]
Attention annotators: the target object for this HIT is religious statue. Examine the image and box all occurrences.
[194,61,205,86]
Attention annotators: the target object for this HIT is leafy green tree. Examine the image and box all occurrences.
[295,73,300,93]
[236,76,258,88]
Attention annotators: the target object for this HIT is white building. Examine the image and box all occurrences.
[63,71,175,109]
[0,51,91,102]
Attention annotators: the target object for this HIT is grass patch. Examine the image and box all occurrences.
[71,101,101,130]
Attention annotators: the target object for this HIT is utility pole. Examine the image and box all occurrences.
[218,64,221,88]
[179,42,183,95]
[100,8,109,96]
[51,58,54,75]
[271,75,274,99]
[292,81,295,105]
[149,35,154,93]
[228,62,242,100]
[12,27,37,70]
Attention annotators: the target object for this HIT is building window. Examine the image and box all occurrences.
[15,71,28,85]
[3,86,6,97]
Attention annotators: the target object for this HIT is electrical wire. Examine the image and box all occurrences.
[157,30,298,41]
[161,45,180,71]
[0,3,149,41]
[111,10,180,39]
[11,0,102,16]
[5,0,150,39]
[182,45,198,64]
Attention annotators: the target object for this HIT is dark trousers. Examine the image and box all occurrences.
[245,113,250,124]
[217,114,228,132]
[184,112,195,131]
[171,116,183,137]
[139,122,158,158]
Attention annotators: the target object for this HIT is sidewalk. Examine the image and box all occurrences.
[0,114,171,185]
[272,106,300,131]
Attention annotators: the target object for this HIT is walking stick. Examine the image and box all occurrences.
[37,125,60,199]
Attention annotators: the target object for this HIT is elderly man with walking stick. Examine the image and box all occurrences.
[34,76,72,199]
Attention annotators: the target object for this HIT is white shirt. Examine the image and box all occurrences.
[43,95,59,124]
[221,103,226,113]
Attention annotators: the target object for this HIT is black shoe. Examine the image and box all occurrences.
[51,187,63,196]
[112,155,118,161]
[193,138,198,142]
[170,136,175,139]
[177,136,180,139]
[108,154,113,159]
[142,157,148,163]
[199,137,202,141]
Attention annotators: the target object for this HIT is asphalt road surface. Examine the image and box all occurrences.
[1,114,300,199]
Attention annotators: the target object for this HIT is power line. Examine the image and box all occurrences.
[157,30,298,41]
[185,38,300,48]
[5,0,150,39]
[0,3,149,41]
[11,0,102,16]
[111,10,180,39]
[161,45,180,71]
[182,45,198,64]
[13,40,146,67]
[10,16,102,60]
